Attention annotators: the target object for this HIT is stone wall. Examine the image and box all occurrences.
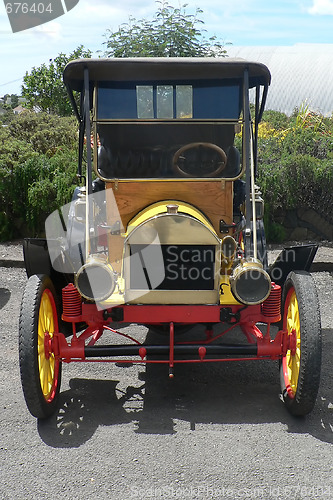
[274,208,333,241]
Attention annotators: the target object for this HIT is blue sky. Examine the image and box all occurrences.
[1,0,333,96]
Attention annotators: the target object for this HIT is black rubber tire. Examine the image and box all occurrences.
[19,275,62,418]
[280,271,322,416]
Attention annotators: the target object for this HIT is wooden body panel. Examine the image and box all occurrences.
[106,180,233,235]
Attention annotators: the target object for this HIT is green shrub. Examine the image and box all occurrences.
[27,150,78,234]
[257,108,333,240]
[0,113,78,241]
[263,207,286,243]
[261,110,289,130]
[0,125,36,170]
[8,111,77,155]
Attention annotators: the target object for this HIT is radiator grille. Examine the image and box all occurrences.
[130,244,216,291]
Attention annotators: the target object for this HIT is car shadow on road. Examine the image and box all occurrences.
[37,328,333,448]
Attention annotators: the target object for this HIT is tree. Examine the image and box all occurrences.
[1,94,19,109]
[10,94,19,108]
[0,112,78,240]
[7,111,77,155]
[21,45,92,116]
[103,1,228,58]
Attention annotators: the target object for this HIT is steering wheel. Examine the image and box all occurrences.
[173,142,227,178]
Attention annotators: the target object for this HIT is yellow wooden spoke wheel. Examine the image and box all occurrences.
[283,289,301,396]
[37,289,59,401]
[280,271,321,416]
[19,275,62,418]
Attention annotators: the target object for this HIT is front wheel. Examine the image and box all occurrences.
[280,271,322,416]
[19,275,62,418]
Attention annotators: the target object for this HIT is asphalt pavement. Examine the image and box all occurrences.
[0,241,332,500]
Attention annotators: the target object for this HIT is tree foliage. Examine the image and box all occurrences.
[8,111,77,155]
[103,1,227,58]
[2,94,19,109]
[257,106,333,241]
[0,112,78,240]
[21,45,92,116]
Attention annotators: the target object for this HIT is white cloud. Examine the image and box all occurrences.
[308,0,333,15]
[73,0,153,21]
[30,21,63,40]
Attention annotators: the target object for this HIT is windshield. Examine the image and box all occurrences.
[97,80,242,120]
[94,80,243,180]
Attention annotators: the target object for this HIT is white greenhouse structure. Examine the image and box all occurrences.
[227,44,333,116]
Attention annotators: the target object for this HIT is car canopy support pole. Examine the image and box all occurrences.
[250,129,258,259]
[77,91,85,178]
[243,69,252,257]
[84,67,93,260]
[254,85,260,177]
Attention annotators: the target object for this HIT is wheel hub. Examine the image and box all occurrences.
[44,331,52,360]
[289,328,297,356]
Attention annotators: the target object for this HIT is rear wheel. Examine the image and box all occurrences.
[19,275,62,418]
[280,271,321,416]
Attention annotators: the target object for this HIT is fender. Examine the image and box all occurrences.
[23,238,73,290]
[268,244,318,286]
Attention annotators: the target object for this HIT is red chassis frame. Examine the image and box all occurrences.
[48,282,295,377]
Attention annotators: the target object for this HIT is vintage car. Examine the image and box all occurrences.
[19,58,322,419]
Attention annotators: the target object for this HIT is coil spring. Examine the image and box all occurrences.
[62,283,82,320]
[262,282,281,319]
